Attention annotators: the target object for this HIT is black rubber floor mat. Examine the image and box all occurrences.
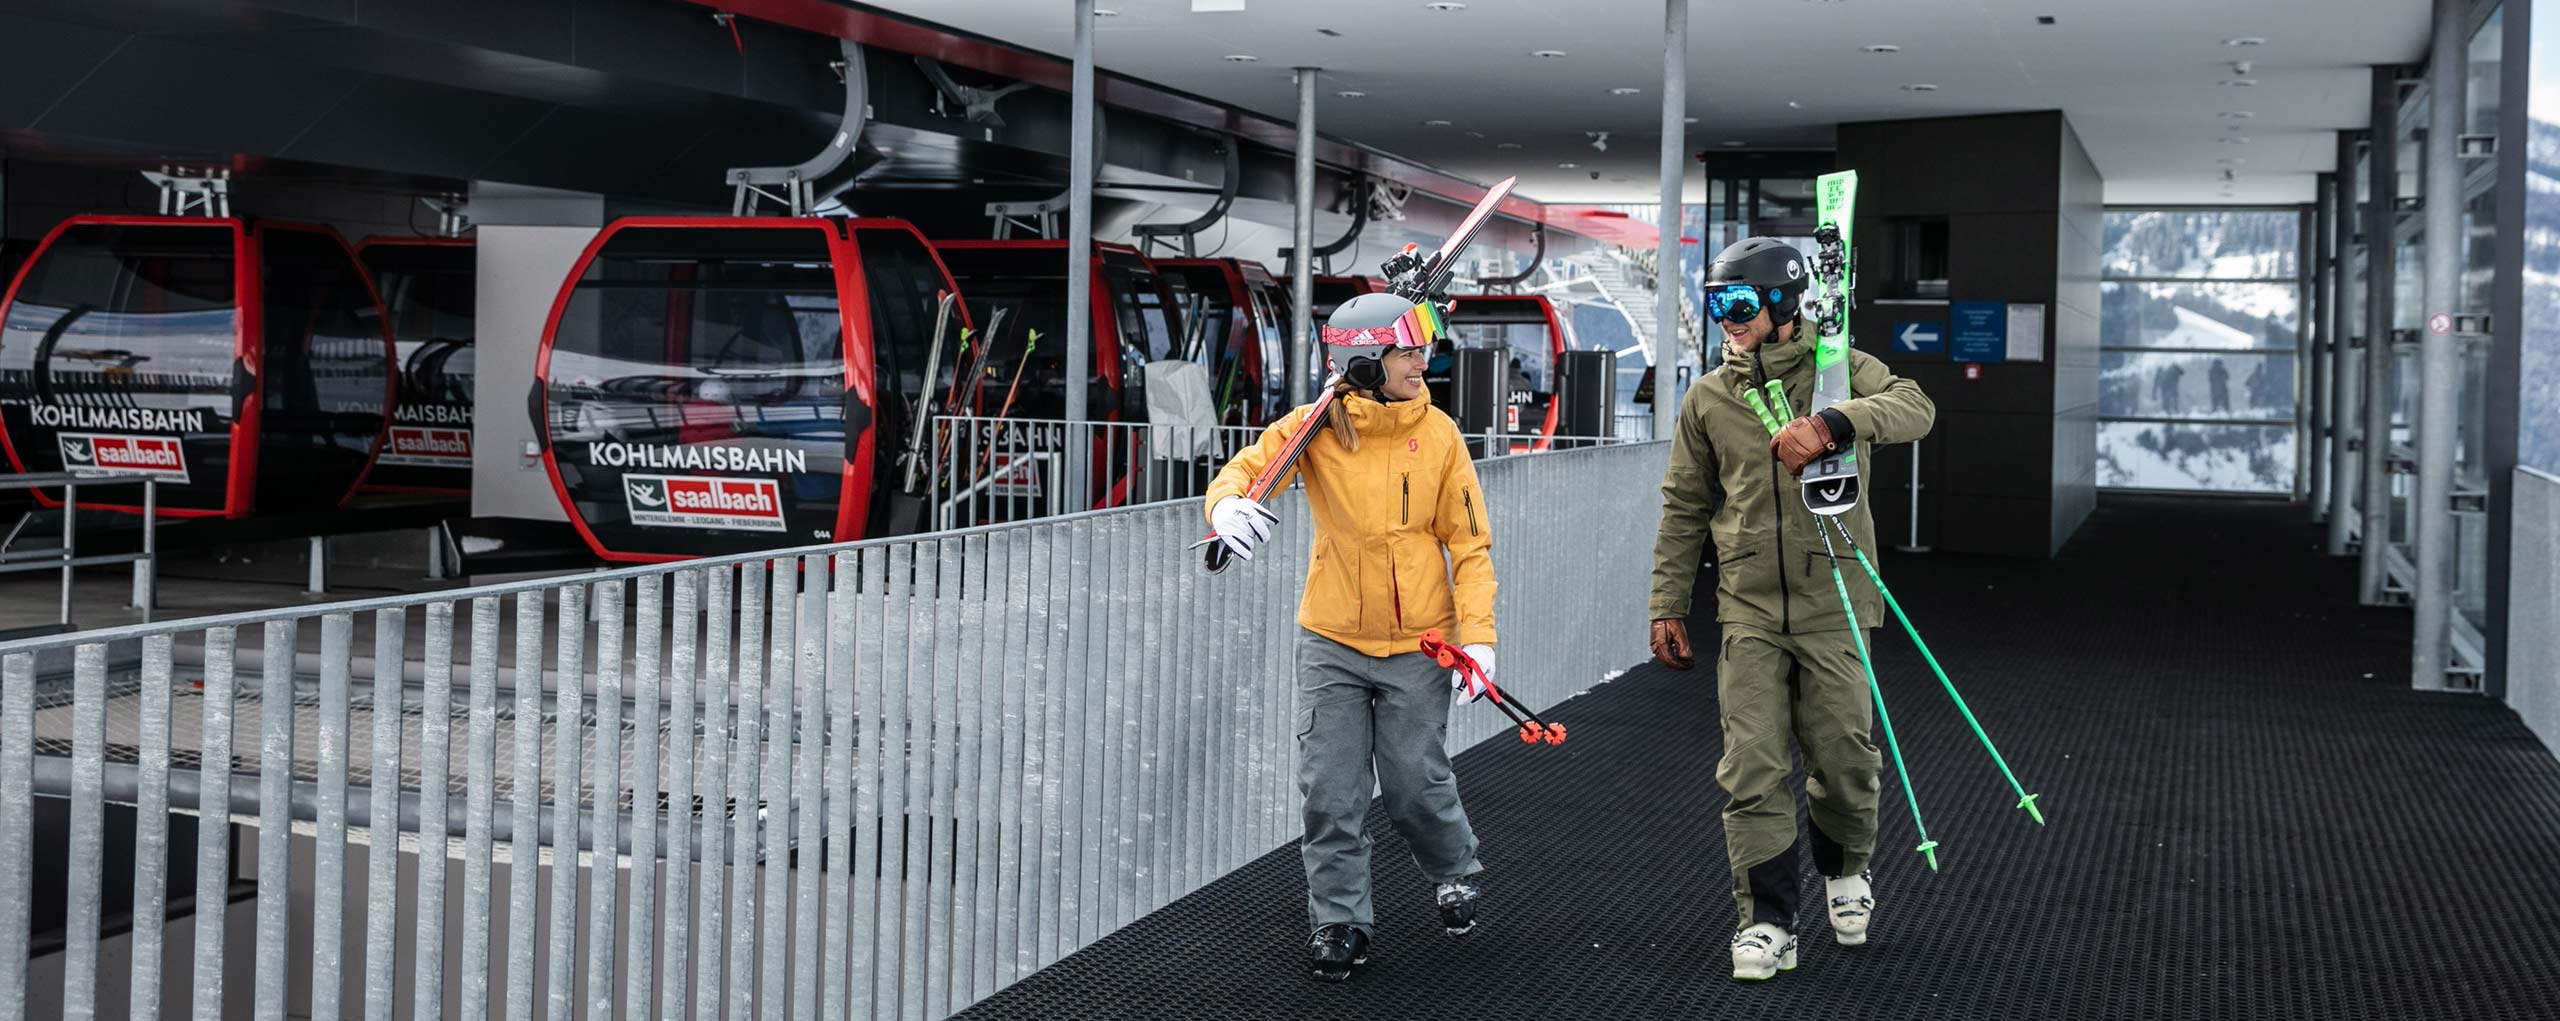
[954,496,2560,1019]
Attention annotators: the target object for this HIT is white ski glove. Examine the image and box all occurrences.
[1209,496,1278,563]
[1451,644,1496,704]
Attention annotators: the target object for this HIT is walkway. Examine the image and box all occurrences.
[953,497,2560,1019]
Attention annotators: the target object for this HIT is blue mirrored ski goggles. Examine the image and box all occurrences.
[1707,284,1773,324]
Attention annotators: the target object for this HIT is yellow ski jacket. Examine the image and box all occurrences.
[1205,387,1497,657]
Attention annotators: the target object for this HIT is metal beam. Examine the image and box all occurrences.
[2329,137,2360,557]
[1290,67,1319,407]
[1656,0,1688,439]
[2413,0,2463,689]
[2309,181,2332,521]
[1065,0,1094,508]
[2360,72,2397,605]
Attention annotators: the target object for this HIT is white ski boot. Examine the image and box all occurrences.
[1729,923,1798,981]
[1826,872,1874,946]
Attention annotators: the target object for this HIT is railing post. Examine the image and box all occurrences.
[1898,440,1931,554]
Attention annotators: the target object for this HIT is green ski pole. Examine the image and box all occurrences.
[1817,520,1940,871]
[1824,517,2045,825]
[1764,380,1794,421]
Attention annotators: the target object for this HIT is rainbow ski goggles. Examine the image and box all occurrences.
[1319,298,1444,352]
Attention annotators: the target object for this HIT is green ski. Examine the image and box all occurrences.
[1801,170,1861,516]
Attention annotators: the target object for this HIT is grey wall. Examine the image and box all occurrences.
[469,184,604,522]
[1839,110,2099,559]
[2052,118,2103,552]
[2510,467,2560,755]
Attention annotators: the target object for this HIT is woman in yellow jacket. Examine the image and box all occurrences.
[1202,292,1499,983]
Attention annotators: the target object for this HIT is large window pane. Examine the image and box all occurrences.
[2099,281,2299,350]
[2097,422,2295,493]
[2100,351,2297,421]
[2101,206,2303,496]
[2470,6,2504,139]
[2102,210,2300,279]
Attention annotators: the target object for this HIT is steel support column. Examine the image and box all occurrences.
[1290,68,1319,407]
[2360,73,2398,605]
[1065,0,1096,509]
[2330,134,2362,557]
[1656,0,1688,439]
[2412,0,2464,689]
[2310,179,2333,521]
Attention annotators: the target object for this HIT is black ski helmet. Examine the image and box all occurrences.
[1704,237,1808,325]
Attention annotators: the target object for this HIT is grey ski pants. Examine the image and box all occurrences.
[1295,628,1483,936]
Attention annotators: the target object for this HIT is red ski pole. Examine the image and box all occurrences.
[1419,629,1567,746]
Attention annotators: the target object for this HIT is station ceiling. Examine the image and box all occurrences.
[854,0,2435,205]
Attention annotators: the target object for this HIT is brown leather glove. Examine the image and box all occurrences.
[1649,618,1695,671]
[1770,415,1834,476]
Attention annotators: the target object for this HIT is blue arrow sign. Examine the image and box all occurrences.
[1893,321,1945,355]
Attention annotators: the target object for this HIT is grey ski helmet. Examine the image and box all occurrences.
[1320,291,1435,392]
[1704,237,1808,326]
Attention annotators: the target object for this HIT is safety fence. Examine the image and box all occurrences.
[0,439,1669,1020]
[916,414,1647,531]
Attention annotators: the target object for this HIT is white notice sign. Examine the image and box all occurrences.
[2005,303,2047,363]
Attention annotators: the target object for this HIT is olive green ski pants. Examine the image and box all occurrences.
[1716,622,1882,931]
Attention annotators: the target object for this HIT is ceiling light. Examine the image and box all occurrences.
[1787,101,1805,109]
[1221,54,1258,62]
[2224,36,2267,47]
[2217,136,2251,144]
[1685,116,1701,124]
[1094,7,1118,14]
[1465,130,1486,138]
[1901,83,1939,92]
[1557,162,1580,169]
[1531,49,1567,59]
[1336,90,1367,98]
[2220,110,2255,119]
[2232,59,2254,75]
[2216,157,2246,164]
[2221,78,2258,87]
[1425,1,1467,9]
[1191,0,1246,11]
[1496,142,1523,149]
[1588,131,1611,151]
[1863,44,1902,54]
[1722,140,1749,147]
[1424,119,1452,127]
[1610,87,1642,96]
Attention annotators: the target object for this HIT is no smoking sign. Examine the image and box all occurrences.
[2428,312,2452,335]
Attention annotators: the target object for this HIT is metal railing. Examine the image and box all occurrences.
[917,415,1645,531]
[919,416,1264,531]
[0,472,162,628]
[0,439,1670,1021]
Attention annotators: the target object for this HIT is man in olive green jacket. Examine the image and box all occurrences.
[1648,237,1935,982]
